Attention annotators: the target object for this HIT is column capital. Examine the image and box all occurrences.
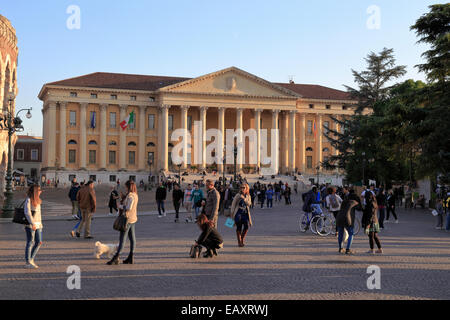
[199,106,208,112]
[161,104,171,110]
[80,102,88,109]
[236,108,243,114]
[218,106,226,112]
[289,109,298,115]
[119,104,128,111]
[181,105,190,111]
[138,105,147,111]
[100,104,108,112]
[58,101,67,109]
[272,109,280,115]
[255,108,263,114]
[46,100,57,109]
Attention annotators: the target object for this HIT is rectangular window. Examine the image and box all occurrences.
[149,97,155,102]
[69,150,76,163]
[324,121,330,134]
[70,92,77,98]
[109,151,116,164]
[148,114,155,129]
[69,111,76,126]
[109,112,116,128]
[17,149,24,160]
[130,96,136,101]
[89,175,97,182]
[89,150,96,164]
[309,104,314,109]
[326,105,331,110]
[148,152,154,165]
[307,120,313,134]
[307,156,313,169]
[111,94,117,100]
[168,115,173,131]
[31,149,38,161]
[30,168,37,178]
[109,175,116,182]
[91,93,97,99]
[187,115,192,131]
[128,151,135,165]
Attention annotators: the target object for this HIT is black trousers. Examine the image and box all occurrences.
[386,206,397,220]
[174,201,181,218]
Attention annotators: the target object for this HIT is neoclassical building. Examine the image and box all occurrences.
[38,67,356,184]
[0,15,19,195]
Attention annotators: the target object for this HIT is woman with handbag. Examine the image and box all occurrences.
[231,183,252,247]
[24,185,43,269]
[107,180,139,265]
[362,192,383,254]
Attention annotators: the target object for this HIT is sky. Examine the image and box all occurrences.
[1,0,438,137]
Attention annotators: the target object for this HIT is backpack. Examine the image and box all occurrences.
[329,194,339,209]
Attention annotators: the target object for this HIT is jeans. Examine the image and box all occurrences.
[157,200,165,215]
[116,223,136,256]
[446,214,450,231]
[72,209,82,232]
[337,226,354,250]
[378,207,386,228]
[267,199,273,208]
[310,204,323,215]
[174,201,181,219]
[71,200,79,216]
[194,204,201,218]
[25,227,43,263]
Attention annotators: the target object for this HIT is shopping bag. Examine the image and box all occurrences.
[225,217,235,228]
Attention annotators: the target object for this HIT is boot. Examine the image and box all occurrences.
[236,231,243,247]
[241,230,249,247]
[123,252,134,264]
[107,254,119,265]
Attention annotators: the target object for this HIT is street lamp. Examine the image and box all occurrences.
[222,146,226,184]
[1,92,32,218]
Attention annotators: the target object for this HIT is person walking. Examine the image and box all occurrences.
[362,191,383,254]
[190,183,204,221]
[258,185,266,209]
[284,184,291,205]
[274,183,281,203]
[155,182,167,218]
[183,184,193,223]
[24,185,43,268]
[107,180,139,265]
[68,182,81,220]
[386,190,399,223]
[108,186,119,216]
[231,183,253,247]
[435,199,445,230]
[69,183,82,238]
[376,188,387,230]
[266,185,274,208]
[195,214,223,258]
[76,181,96,239]
[204,179,220,228]
[172,183,184,223]
[336,189,362,255]
[326,186,343,236]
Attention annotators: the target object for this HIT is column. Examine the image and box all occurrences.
[281,112,289,173]
[180,105,190,169]
[289,110,297,173]
[59,102,67,169]
[99,104,107,170]
[79,103,87,170]
[300,113,306,173]
[200,106,208,170]
[138,105,147,171]
[41,108,48,168]
[218,107,225,173]
[47,102,57,168]
[254,109,262,170]
[119,104,127,171]
[161,105,170,172]
[271,110,279,174]
[316,113,323,168]
[236,108,243,171]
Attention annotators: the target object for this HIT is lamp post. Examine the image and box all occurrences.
[222,147,226,184]
[316,165,320,185]
[1,92,32,218]
[233,143,238,182]
[177,163,182,185]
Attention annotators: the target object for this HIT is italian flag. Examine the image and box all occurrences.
[120,111,135,130]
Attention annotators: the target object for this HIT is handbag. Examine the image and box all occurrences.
[225,217,235,228]
[189,244,202,258]
[431,209,438,216]
[12,200,33,225]
[113,213,128,232]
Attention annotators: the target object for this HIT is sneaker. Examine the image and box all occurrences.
[395,220,399,224]
[338,248,345,254]
[158,215,163,218]
[163,212,167,217]
[70,230,75,238]
[174,219,179,223]
[24,263,36,269]
[376,249,383,254]
[76,232,81,238]
[29,260,39,268]
[367,250,375,255]
[108,212,114,216]
[345,249,355,255]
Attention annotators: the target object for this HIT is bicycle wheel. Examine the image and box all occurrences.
[310,215,321,234]
[316,216,333,236]
[299,213,309,233]
[353,218,361,235]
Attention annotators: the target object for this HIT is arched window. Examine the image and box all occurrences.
[306,147,313,152]
[88,140,97,145]
[68,140,77,145]
[128,141,137,146]
[147,142,156,147]
[322,147,330,152]
[109,141,117,146]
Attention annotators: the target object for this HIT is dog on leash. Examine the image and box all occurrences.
[94,241,118,259]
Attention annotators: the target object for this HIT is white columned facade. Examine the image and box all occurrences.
[48,102,57,168]
[300,113,306,173]
[254,109,262,170]
[316,113,323,168]
[218,107,225,173]
[236,108,243,171]
[99,104,107,170]
[79,102,87,170]
[199,106,207,170]
[281,111,289,173]
[59,102,67,169]
[161,104,170,172]
[138,105,147,171]
[119,104,127,171]
[180,105,190,169]
[289,110,296,173]
[271,110,279,174]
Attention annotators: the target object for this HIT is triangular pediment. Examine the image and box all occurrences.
[158,67,300,98]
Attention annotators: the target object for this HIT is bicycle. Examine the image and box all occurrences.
[299,206,322,234]
[316,212,361,236]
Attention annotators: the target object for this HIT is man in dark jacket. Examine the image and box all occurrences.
[336,190,362,254]
[172,184,184,223]
[76,181,96,239]
[156,182,167,217]
[68,182,81,220]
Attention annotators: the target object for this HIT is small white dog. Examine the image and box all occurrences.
[94,241,118,259]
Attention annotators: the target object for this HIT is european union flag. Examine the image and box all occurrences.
[91,111,96,129]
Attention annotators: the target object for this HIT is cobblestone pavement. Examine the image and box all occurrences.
[0,190,449,300]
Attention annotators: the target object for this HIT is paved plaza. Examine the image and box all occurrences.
[0,187,449,300]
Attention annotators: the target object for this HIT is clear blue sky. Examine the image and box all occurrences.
[1,0,437,137]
